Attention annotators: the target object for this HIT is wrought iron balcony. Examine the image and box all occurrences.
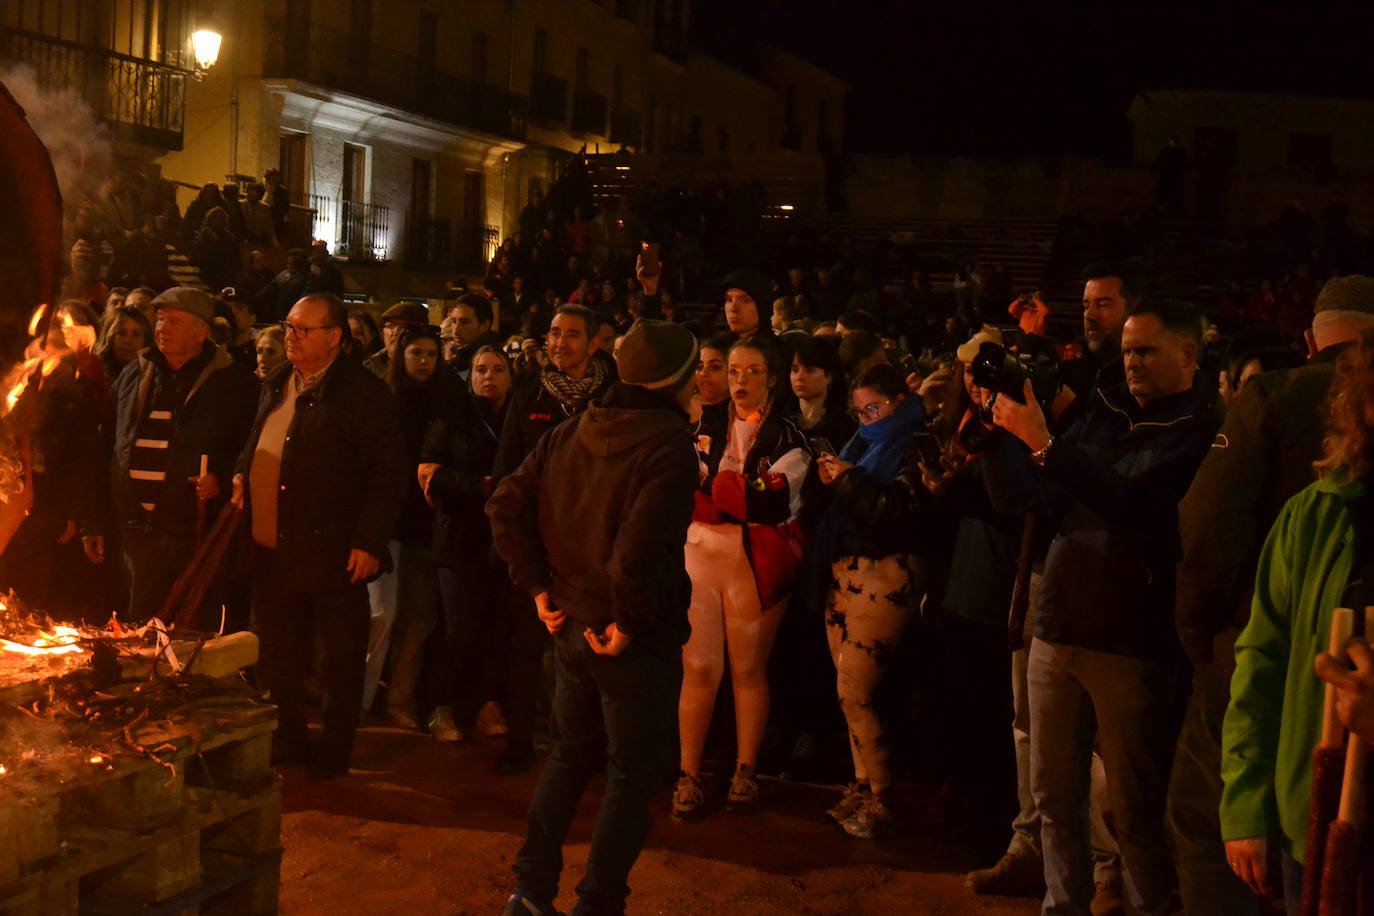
[571,90,608,137]
[0,27,187,150]
[264,20,526,140]
[529,72,568,124]
[405,217,498,271]
[310,195,390,263]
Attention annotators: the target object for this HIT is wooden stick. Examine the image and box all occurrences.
[1323,609,1358,748]
[195,453,209,547]
[1303,608,1357,916]
[1336,606,1374,826]
[155,500,241,623]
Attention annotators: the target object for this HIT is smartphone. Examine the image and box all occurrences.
[899,353,919,374]
[810,436,836,458]
[641,241,661,277]
[912,432,943,467]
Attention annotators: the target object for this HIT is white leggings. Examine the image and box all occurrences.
[679,522,786,777]
[825,554,920,795]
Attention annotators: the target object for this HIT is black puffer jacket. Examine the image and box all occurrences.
[420,390,501,566]
[237,356,407,591]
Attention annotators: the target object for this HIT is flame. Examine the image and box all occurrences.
[0,764,7,775]
[0,623,83,656]
[26,305,44,338]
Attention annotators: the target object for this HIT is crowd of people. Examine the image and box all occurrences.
[8,168,1374,915]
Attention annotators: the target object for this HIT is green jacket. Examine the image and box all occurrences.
[1220,471,1366,862]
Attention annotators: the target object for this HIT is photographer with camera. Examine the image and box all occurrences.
[981,298,1220,915]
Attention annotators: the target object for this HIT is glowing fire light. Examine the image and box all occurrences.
[0,764,7,775]
[0,623,83,656]
[89,754,107,766]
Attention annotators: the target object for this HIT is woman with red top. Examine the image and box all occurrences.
[674,335,811,819]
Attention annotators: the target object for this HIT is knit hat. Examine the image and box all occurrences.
[720,268,774,312]
[1314,275,1374,314]
[151,287,215,323]
[615,319,698,391]
[380,302,429,326]
[956,324,1004,363]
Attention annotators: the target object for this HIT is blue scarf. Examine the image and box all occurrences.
[838,395,927,485]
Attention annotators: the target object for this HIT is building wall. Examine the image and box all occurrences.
[759,49,848,154]
[683,54,774,155]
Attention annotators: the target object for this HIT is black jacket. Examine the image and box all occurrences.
[487,383,698,655]
[237,356,407,591]
[1175,346,1342,664]
[491,371,615,481]
[420,391,500,566]
[104,342,258,535]
[983,375,1220,660]
[448,330,502,376]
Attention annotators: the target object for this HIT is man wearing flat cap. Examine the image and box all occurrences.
[1174,274,1374,913]
[488,320,700,916]
[364,301,430,378]
[87,287,259,623]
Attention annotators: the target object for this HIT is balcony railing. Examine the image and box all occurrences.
[530,72,568,124]
[0,28,186,149]
[404,218,500,270]
[609,109,642,147]
[310,194,390,263]
[265,19,526,140]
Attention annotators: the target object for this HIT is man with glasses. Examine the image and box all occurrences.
[91,287,258,624]
[365,301,429,378]
[233,292,407,779]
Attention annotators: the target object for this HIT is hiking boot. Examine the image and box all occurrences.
[1090,875,1125,916]
[428,706,465,742]
[727,763,759,813]
[501,893,563,916]
[840,793,895,839]
[477,700,509,737]
[672,773,706,820]
[826,782,870,823]
[965,851,1046,897]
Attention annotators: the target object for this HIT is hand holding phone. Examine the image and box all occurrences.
[809,436,836,458]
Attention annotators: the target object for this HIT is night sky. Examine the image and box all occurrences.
[694,0,1374,159]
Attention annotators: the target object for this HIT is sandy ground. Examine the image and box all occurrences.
[276,721,1040,916]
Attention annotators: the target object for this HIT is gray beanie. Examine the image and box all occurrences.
[615,320,698,390]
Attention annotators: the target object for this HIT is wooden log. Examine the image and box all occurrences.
[1304,608,1357,916]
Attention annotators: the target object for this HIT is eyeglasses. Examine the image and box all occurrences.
[727,366,768,380]
[848,400,893,420]
[280,321,337,338]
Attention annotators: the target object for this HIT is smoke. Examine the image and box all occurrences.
[0,64,113,217]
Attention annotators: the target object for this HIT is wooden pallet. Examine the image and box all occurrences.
[0,703,280,915]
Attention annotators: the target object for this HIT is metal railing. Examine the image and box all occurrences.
[264,19,526,140]
[310,194,390,263]
[405,218,500,270]
[0,27,186,149]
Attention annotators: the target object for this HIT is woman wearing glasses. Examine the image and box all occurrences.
[674,336,811,819]
[811,362,930,839]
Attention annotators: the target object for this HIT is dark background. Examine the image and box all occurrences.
[693,0,1374,159]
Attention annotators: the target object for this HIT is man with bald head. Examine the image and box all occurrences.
[92,286,258,623]
[234,293,407,779]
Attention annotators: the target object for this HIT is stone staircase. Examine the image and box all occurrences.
[166,243,208,290]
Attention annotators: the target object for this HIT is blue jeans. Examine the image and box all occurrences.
[514,626,681,916]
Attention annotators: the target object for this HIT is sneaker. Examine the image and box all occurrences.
[427,706,465,742]
[501,893,563,916]
[826,782,870,823]
[965,851,1046,897]
[1090,875,1125,916]
[671,774,706,820]
[726,763,759,813]
[477,700,509,737]
[840,793,894,839]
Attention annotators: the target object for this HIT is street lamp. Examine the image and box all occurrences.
[191,25,222,76]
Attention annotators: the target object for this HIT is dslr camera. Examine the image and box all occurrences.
[969,340,1060,408]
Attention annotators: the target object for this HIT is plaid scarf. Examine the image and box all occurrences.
[539,358,607,415]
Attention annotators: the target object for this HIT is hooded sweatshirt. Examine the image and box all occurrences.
[486,382,698,654]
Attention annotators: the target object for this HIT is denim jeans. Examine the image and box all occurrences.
[514,625,681,916]
[1028,638,1180,916]
[1166,658,1263,916]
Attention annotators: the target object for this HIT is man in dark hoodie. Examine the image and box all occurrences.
[488,320,700,916]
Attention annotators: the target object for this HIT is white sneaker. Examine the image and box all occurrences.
[427,706,464,742]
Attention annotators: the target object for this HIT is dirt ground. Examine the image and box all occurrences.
[276,721,1040,916]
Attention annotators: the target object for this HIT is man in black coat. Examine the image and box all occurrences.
[488,320,700,916]
[87,287,258,624]
[490,303,614,775]
[233,292,406,778]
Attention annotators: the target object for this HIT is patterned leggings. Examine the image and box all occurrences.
[825,554,920,795]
